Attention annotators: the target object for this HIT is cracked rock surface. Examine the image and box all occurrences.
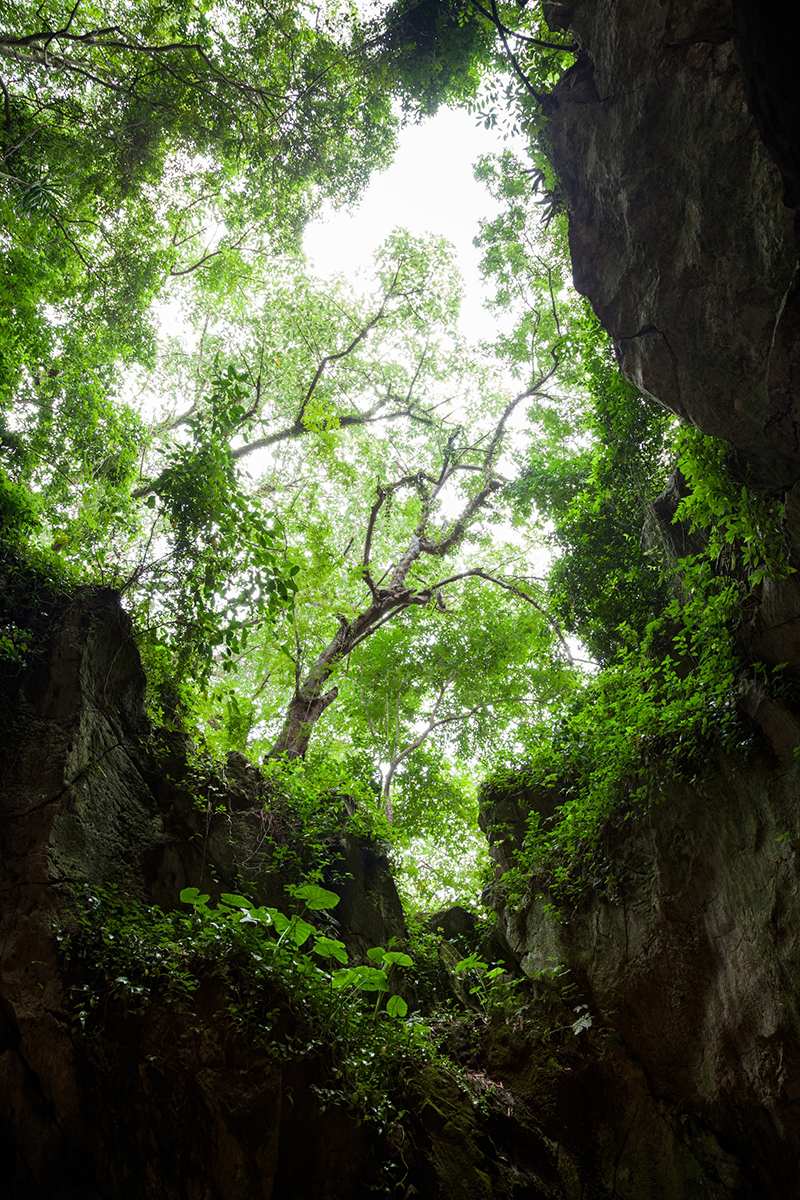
[483,743,800,1198]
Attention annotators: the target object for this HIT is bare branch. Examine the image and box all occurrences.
[362,484,387,596]
[480,0,550,105]
[295,268,401,427]
[168,224,253,277]
[267,354,567,759]
[417,357,561,559]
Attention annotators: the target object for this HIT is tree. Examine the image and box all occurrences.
[338,589,576,822]
[136,231,461,492]
[264,351,566,760]
[90,223,576,829]
[0,0,616,899]
[0,0,396,275]
[366,0,575,119]
[0,0,399,563]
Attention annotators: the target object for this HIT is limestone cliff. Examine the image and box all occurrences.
[482,743,800,1197]
[544,0,799,484]
[0,583,409,1198]
[0,579,573,1199]
[478,2,800,1196]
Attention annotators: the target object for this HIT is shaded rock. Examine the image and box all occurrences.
[427,904,478,942]
[545,0,800,483]
[748,573,800,670]
[732,0,800,211]
[646,469,707,563]
[329,833,407,957]
[486,739,800,1196]
[0,584,407,1196]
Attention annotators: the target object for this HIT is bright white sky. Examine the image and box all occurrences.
[304,106,515,341]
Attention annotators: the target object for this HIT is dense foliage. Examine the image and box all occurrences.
[2,0,791,919]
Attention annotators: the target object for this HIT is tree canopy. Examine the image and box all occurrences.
[2,0,783,908]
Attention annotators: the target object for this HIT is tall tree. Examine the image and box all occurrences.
[263,352,566,759]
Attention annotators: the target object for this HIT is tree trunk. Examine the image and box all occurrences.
[269,686,339,759]
[266,592,409,760]
[381,765,397,823]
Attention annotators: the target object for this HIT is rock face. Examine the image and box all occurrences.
[476,5,800,1192]
[0,583,577,1200]
[483,737,800,1198]
[0,586,412,1198]
[545,0,800,483]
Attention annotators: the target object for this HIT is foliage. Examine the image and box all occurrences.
[481,404,793,906]
[4,0,791,964]
[369,0,495,116]
[252,751,390,880]
[474,151,673,662]
[58,883,430,1135]
[0,0,592,914]
[0,0,402,684]
[0,0,397,346]
[513,317,674,663]
[453,953,518,1015]
[479,387,795,904]
[673,427,791,587]
[0,513,74,690]
[139,365,295,678]
[482,558,747,905]
[463,130,798,908]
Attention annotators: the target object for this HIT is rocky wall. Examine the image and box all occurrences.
[544,0,800,484]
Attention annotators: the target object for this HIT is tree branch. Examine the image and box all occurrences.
[429,568,574,663]
[482,0,550,105]
[467,0,577,53]
[295,268,401,427]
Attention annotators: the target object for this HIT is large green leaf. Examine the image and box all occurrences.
[289,883,341,911]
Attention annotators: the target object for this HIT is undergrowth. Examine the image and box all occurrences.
[58,884,430,1136]
[483,429,794,909]
[55,881,565,1192]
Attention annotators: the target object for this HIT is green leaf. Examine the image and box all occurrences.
[250,907,274,927]
[219,893,253,910]
[288,883,341,911]
[353,966,389,993]
[331,965,389,993]
[382,951,413,968]
[366,946,386,965]
[179,887,210,908]
[266,908,291,935]
[288,917,316,948]
[312,936,349,964]
[386,994,408,1018]
[455,954,487,974]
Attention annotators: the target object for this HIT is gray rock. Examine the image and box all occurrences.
[487,741,800,1195]
[546,0,800,483]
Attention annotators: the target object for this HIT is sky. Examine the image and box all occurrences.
[138,105,516,419]
[135,100,559,595]
[304,106,514,342]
